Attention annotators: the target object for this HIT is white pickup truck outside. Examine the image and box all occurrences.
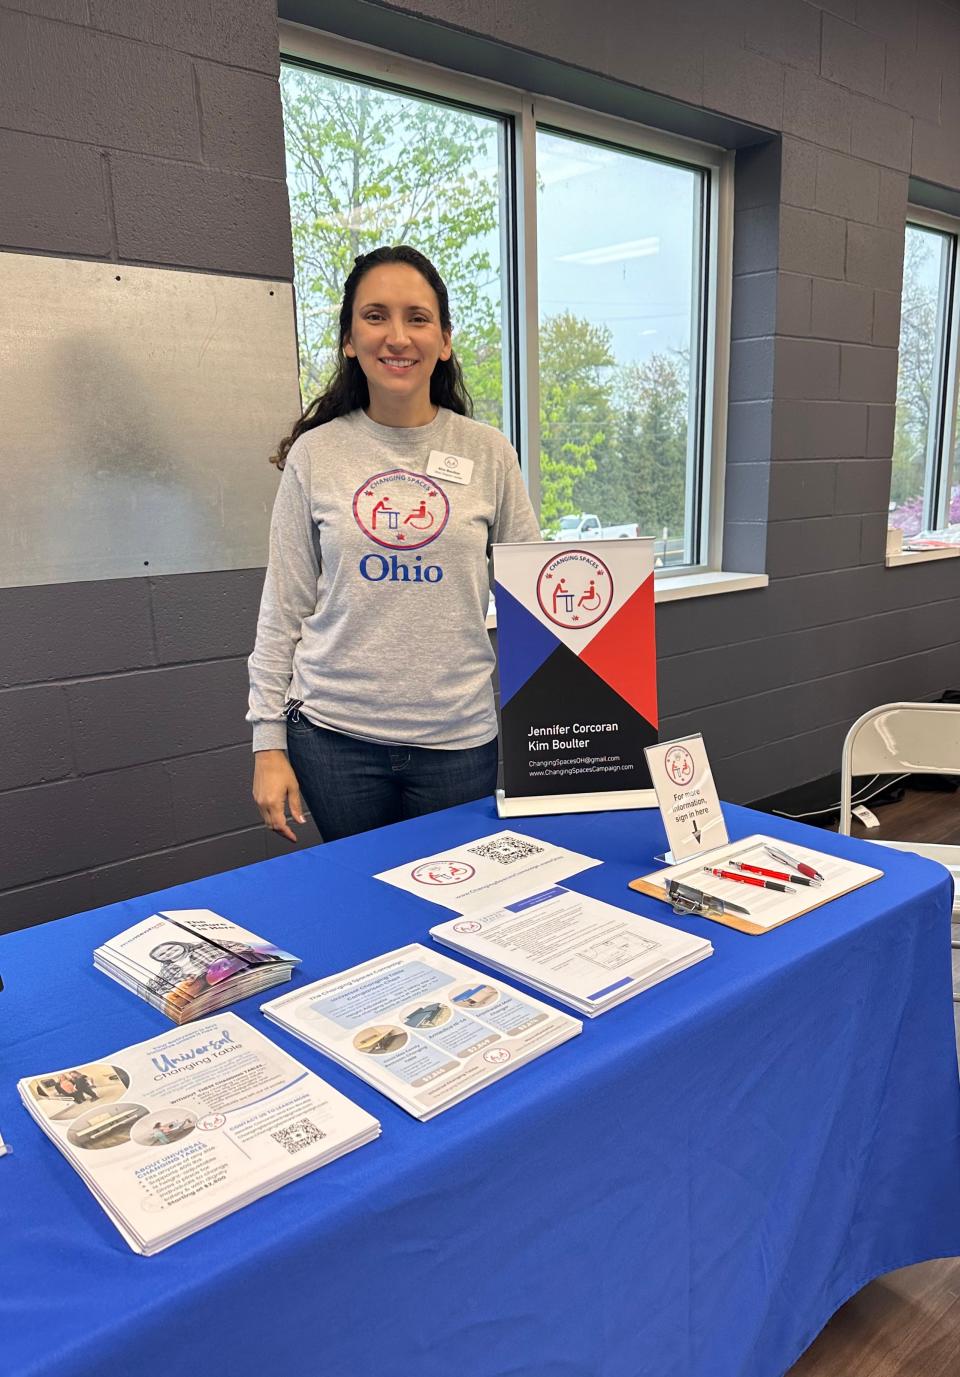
[551,513,639,541]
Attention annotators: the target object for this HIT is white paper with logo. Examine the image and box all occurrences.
[374,830,600,914]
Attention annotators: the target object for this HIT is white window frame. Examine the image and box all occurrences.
[279,21,735,579]
[900,206,960,535]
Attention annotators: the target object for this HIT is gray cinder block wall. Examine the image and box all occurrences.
[0,2,316,936]
[3,0,960,932]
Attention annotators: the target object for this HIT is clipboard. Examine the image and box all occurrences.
[629,834,883,935]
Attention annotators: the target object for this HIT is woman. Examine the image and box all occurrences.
[146,939,227,998]
[248,246,539,842]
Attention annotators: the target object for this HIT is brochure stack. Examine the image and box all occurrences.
[18,1014,380,1254]
[94,909,301,1023]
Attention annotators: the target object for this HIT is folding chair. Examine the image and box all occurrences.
[839,702,960,998]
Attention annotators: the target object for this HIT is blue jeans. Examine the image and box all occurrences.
[285,716,499,842]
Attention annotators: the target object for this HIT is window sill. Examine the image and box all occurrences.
[485,570,769,628]
[886,546,960,567]
[653,570,769,603]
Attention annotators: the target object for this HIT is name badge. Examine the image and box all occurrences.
[426,450,474,485]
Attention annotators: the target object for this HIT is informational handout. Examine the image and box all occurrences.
[431,885,712,1015]
[374,830,600,914]
[18,1014,379,1253]
[262,944,581,1120]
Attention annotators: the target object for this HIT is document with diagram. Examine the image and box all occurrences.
[431,885,712,1016]
[262,943,581,1120]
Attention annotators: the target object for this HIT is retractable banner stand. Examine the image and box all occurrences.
[493,538,658,817]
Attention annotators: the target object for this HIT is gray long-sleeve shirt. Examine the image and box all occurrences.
[247,407,541,752]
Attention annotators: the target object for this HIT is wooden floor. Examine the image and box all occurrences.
[785,785,960,1377]
[845,784,960,848]
[787,1258,960,1377]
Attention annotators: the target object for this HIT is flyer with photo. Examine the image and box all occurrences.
[94,909,301,1022]
[431,885,712,1015]
[374,830,600,914]
[18,1014,380,1254]
[262,944,581,1120]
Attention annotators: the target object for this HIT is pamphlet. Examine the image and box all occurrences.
[374,830,600,914]
[644,734,728,861]
[630,834,883,933]
[94,909,300,1022]
[430,885,712,1016]
[18,1014,380,1254]
[262,944,581,1120]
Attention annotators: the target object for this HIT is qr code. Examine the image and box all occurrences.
[271,1119,327,1154]
[467,836,545,866]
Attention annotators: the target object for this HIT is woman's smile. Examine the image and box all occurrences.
[344,262,452,424]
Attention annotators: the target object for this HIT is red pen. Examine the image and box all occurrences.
[731,861,818,888]
[764,845,824,883]
[703,866,795,894]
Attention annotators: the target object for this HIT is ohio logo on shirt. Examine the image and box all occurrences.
[353,470,450,551]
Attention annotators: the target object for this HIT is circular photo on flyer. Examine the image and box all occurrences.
[25,1063,131,1123]
[401,1001,452,1031]
[450,983,499,1011]
[131,1108,198,1148]
[353,1025,408,1056]
[67,1102,149,1151]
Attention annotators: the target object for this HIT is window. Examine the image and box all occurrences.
[891,213,960,539]
[280,62,513,435]
[278,31,731,575]
[535,125,710,565]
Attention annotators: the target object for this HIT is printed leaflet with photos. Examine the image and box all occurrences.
[262,943,581,1120]
[18,1013,379,1254]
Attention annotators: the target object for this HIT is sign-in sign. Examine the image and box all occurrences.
[644,734,727,862]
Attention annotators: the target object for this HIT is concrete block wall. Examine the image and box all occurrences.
[0,1,318,936]
[3,0,960,931]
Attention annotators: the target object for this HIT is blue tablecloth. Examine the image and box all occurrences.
[2,801,959,1377]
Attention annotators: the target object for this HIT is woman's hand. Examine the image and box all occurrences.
[253,750,306,842]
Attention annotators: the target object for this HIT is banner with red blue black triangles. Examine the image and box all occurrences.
[493,540,658,801]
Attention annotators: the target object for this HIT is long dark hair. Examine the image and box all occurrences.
[272,245,473,469]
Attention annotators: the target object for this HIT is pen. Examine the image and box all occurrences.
[704,866,795,894]
[764,844,824,883]
[731,861,818,887]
